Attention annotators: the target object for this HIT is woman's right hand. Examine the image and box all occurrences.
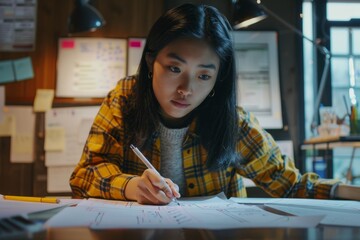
[125,169,180,205]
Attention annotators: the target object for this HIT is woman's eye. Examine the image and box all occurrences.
[199,74,211,80]
[169,66,180,73]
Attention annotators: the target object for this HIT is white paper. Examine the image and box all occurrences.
[45,106,99,166]
[45,196,323,229]
[266,204,360,227]
[56,38,127,98]
[232,31,282,129]
[230,197,360,227]
[127,38,146,75]
[2,106,35,163]
[47,166,76,193]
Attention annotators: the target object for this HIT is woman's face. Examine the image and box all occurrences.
[149,38,220,123]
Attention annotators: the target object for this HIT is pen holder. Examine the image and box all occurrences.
[350,106,360,135]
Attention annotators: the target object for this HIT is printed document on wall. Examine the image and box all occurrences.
[45,106,99,166]
[3,106,35,163]
[56,38,127,98]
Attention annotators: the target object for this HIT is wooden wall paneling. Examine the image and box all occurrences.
[0,137,33,196]
[32,112,47,196]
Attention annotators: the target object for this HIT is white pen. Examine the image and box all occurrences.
[130,144,180,205]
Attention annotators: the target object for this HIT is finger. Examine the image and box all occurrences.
[137,186,167,205]
[144,169,173,198]
[164,178,181,198]
[142,170,172,202]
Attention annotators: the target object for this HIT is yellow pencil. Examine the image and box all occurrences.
[3,195,59,204]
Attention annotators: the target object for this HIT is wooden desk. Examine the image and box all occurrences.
[45,226,360,240]
[301,135,360,181]
[2,198,360,240]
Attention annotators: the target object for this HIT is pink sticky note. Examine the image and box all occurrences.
[61,40,75,49]
[129,40,142,48]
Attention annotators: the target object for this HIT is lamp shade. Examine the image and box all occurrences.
[68,0,105,33]
[232,0,267,29]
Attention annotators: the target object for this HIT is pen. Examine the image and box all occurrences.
[3,195,60,204]
[130,144,180,205]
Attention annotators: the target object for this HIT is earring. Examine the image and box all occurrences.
[208,89,215,97]
[148,72,153,79]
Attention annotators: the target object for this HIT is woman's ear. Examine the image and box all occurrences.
[145,53,154,72]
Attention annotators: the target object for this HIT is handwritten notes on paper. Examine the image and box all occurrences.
[56,38,127,98]
[45,196,323,229]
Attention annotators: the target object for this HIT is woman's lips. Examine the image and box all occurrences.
[171,100,190,108]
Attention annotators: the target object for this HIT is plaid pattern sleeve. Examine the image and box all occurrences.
[236,108,342,199]
[69,77,138,200]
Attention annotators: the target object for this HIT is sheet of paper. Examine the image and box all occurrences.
[47,166,76,193]
[45,196,323,229]
[0,115,15,137]
[0,60,15,84]
[33,89,54,112]
[230,197,360,227]
[0,195,69,219]
[56,38,127,98]
[45,126,65,151]
[230,197,360,211]
[13,57,34,81]
[45,106,99,166]
[127,38,146,75]
[266,204,360,227]
[2,106,35,163]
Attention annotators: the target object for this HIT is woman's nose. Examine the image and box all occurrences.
[177,88,192,97]
[177,77,193,97]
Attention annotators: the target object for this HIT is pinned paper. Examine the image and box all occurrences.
[45,126,65,151]
[5,106,36,163]
[0,115,15,136]
[0,60,15,84]
[33,89,54,112]
[11,134,33,155]
[13,57,34,81]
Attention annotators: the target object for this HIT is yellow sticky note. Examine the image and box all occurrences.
[45,126,65,151]
[33,89,54,112]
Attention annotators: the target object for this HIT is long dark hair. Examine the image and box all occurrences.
[123,3,238,171]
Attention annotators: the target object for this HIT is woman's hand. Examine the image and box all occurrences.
[125,169,180,205]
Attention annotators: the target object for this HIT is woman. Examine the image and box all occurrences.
[70,3,358,204]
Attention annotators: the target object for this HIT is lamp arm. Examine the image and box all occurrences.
[260,3,331,135]
[311,52,331,134]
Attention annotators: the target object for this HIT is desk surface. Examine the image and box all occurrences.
[303,135,360,144]
[2,199,360,240]
[302,135,360,150]
[43,226,360,240]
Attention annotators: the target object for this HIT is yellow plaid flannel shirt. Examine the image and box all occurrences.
[70,77,340,200]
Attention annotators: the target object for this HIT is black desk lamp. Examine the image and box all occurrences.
[68,0,106,34]
[232,0,331,135]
